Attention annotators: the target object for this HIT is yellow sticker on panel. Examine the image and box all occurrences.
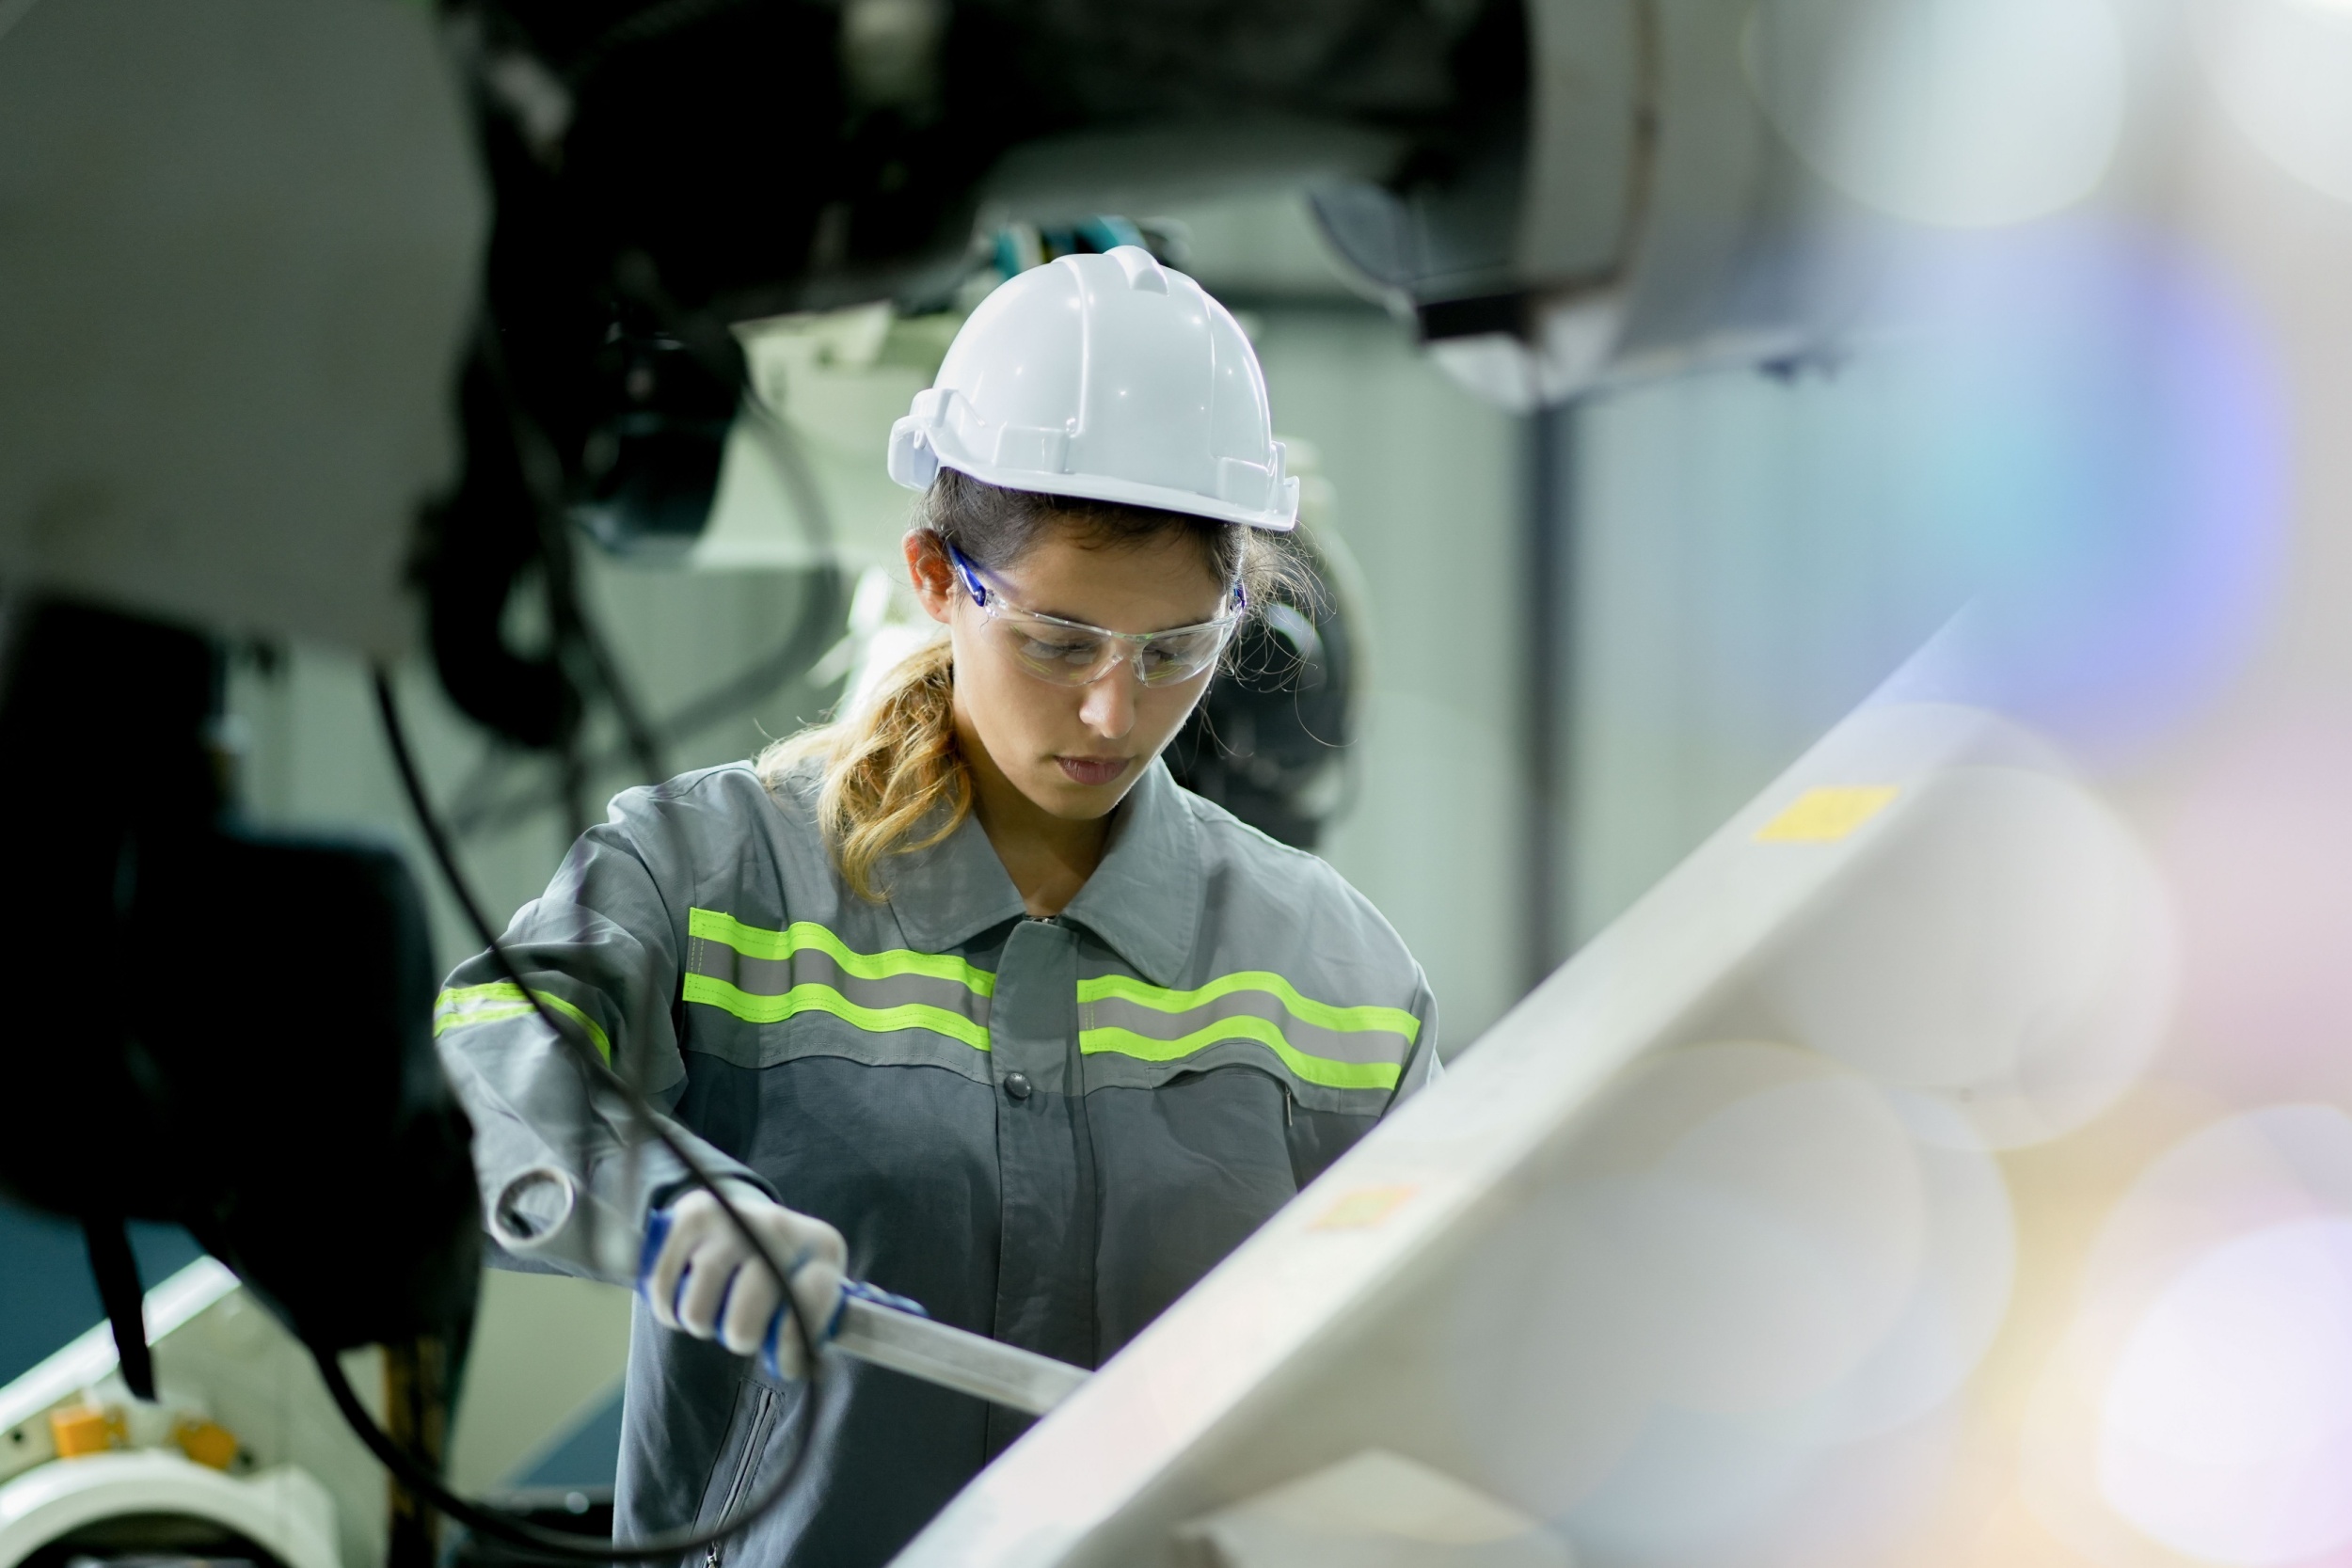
[1754,785,1900,844]
[1311,1184,1417,1231]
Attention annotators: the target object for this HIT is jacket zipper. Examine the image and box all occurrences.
[1281,1079,1295,1127]
[705,1386,777,1568]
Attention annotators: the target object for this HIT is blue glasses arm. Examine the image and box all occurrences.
[946,544,991,607]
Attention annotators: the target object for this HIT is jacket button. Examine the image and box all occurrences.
[1003,1071,1033,1101]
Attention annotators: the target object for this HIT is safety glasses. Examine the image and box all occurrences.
[947,544,1244,688]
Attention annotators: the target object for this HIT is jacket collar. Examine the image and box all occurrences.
[883,758,1202,987]
[1059,759,1201,988]
[882,801,1028,956]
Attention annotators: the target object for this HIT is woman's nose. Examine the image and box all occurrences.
[1079,664,1138,738]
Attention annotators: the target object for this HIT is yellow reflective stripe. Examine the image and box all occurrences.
[437,1003,535,1032]
[682,973,992,1053]
[436,982,516,1014]
[1080,1021,1402,1091]
[688,908,995,996]
[433,982,613,1064]
[1076,971,1420,1041]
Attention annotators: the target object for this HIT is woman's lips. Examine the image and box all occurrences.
[1057,755,1131,786]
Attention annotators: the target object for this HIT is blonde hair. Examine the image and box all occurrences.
[757,469,1305,901]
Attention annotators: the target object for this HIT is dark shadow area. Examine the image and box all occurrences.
[0,1199,206,1386]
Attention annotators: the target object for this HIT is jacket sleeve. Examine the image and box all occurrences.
[1384,971,1443,1113]
[432,806,766,1285]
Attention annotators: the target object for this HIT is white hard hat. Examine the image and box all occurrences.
[887,245,1298,532]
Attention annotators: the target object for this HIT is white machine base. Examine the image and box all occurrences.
[0,1452,338,1568]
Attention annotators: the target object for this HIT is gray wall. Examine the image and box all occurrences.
[1251,310,1531,1050]
[1560,356,1969,947]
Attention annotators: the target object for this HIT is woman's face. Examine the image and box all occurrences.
[908,520,1228,822]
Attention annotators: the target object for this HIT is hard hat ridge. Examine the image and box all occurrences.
[887,245,1299,532]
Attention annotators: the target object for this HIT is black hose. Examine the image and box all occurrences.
[446,562,849,842]
[335,672,824,1561]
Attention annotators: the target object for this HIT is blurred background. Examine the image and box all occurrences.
[8,0,2352,1563]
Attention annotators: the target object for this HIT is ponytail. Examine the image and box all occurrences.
[755,638,968,902]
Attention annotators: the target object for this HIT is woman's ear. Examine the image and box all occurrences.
[903,530,958,626]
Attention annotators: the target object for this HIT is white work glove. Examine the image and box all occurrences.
[644,1183,847,1379]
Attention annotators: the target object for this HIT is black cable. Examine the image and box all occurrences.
[450,259,846,838]
[446,355,852,841]
[446,562,850,842]
[497,332,670,794]
[310,1351,570,1560]
[636,563,847,745]
[345,671,824,1560]
[572,605,669,786]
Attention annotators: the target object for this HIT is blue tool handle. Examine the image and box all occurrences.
[636,1202,931,1380]
[836,1277,930,1323]
[637,1204,674,1288]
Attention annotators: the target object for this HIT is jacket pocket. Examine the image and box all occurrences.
[699,1380,782,1568]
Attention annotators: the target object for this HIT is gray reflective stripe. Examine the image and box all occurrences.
[681,909,994,1053]
[1083,994,1406,1069]
[1075,1043,1397,1116]
[690,941,994,1026]
[1076,971,1414,1093]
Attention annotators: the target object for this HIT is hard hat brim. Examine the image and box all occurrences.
[918,451,1300,533]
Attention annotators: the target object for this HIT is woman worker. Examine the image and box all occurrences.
[431,245,1441,1566]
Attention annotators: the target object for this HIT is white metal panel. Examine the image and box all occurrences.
[894,619,2135,1565]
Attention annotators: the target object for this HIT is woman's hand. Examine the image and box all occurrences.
[644,1183,847,1378]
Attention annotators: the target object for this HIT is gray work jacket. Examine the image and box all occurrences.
[433,756,1439,1568]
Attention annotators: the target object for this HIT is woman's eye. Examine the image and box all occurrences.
[1021,636,1098,662]
[1139,648,1212,682]
[1144,635,1215,670]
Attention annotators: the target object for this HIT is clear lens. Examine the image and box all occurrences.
[988,609,1231,687]
[1001,615,1121,683]
[1133,624,1232,685]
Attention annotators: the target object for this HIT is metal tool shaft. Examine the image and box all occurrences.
[830,1296,1090,1416]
